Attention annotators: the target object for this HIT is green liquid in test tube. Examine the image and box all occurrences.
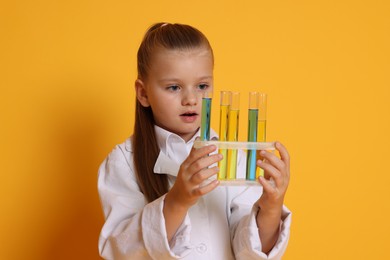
[200,91,213,141]
[246,92,259,180]
[227,92,240,180]
[256,93,267,178]
[218,91,231,180]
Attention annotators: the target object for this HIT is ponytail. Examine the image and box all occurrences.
[132,22,213,202]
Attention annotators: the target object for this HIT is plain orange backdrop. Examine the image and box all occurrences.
[1,0,390,259]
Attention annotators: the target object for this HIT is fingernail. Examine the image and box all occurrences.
[260,150,266,156]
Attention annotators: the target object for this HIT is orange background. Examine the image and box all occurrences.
[1,0,390,259]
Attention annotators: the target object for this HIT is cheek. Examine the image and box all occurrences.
[150,97,172,114]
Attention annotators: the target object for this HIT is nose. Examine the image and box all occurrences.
[181,89,198,106]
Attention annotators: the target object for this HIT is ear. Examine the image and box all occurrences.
[135,79,150,107]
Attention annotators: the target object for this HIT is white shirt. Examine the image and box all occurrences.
[98,126,291,260]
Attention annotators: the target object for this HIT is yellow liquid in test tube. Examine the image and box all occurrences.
[256,93,267,179]
[256,120,266,178]
[227,109,239,180]
[257,120,266,142]
[218,104,229,179]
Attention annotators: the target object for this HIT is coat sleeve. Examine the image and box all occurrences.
[97,144,192,260]
[229,151,292,260]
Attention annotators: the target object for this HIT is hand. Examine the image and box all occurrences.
[257,141,290,213]
[167,144,222,210]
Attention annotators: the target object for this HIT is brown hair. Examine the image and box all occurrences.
[132,23,213,202]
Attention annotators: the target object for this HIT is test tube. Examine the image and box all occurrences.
[227,92,240,180]
[246,92,259,180]
[218,91,231,180]
[256,93,267,178]
[200,91,213,141]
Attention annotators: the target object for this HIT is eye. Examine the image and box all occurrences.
[167,85,180,91]
[198,84,209,91]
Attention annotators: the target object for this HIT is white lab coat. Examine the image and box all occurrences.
[98,126,291,259]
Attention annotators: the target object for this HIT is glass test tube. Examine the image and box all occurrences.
[256,93,267,178]
[200,91,213,141]
[227,92,240,180]
[246,92,259,180]
[218,91,231,180]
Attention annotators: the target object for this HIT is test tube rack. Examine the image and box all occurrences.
[199,91,271,185]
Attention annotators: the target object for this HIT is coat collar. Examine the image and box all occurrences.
[153,126,218,176]
[125,126,218,177]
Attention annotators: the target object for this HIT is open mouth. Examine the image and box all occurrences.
[180,112,198,117]
[180,112,199,122]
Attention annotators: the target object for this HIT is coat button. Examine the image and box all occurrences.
[196,243,207,254]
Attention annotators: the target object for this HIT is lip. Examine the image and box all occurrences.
[180,110,198,116]
[180,111,199,123]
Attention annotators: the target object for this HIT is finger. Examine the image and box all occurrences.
[192,179,219,196]
[183,145,218,167]
[192,144,218,157]
[189,153,222,173]
[275,142,290,166]
[259,176,277,195]
[190,165,219,184]
[275,142,290,179]
[257,160,284,188]
[259,150,285,172]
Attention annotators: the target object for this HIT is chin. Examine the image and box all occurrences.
[178,128,199,140]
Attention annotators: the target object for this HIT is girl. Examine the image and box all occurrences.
[98,22,291,260]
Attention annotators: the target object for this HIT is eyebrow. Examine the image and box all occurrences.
[158,76,213,83]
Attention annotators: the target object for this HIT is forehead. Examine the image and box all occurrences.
[152,47,213,64]
[148,47,214,79]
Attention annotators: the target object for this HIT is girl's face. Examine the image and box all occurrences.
[136,47,213,142]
